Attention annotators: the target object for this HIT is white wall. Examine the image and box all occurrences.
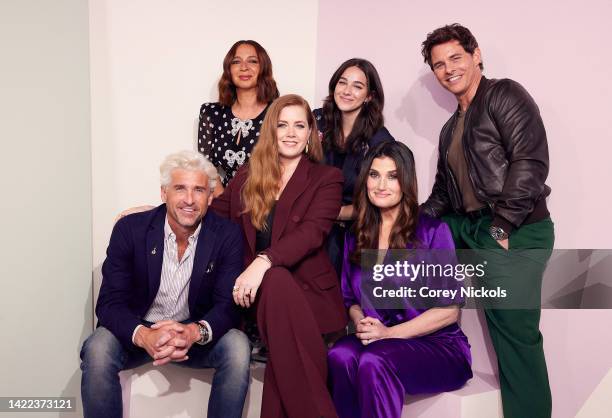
[0,0,92,415]
[90,0,320,266]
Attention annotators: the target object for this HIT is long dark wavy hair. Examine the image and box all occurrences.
[218,40,279,106]
[351,141,420,264]
[321,58,385,154]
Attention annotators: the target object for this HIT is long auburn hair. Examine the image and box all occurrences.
[242,94,323,230]
[321,58,385,154]
[351,141,420,264]
[218,40,279,106]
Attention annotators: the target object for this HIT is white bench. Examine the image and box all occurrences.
[120,362,265,418]
[402,371,501,418]
[120,363,501,418]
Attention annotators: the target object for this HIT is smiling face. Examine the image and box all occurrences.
[367,156,402,212]
[333,65,370,114]
[161,169,213,235]
[276,105,311,164]
[229,43,260,90]
[430,40,482,106]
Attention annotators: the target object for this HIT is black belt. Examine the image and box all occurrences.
[463,198,549,224]
[465,206,491,221]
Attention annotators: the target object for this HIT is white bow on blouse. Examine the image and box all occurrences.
[231,117,253,137]
[224,149,246,167]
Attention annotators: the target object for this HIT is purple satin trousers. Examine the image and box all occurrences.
[328,334,472,418]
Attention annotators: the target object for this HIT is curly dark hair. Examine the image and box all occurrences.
[218,40,279,106]
[421,24,484,70]
[351,141,420,264]
[320,58,385,154]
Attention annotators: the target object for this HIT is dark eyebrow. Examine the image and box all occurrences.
[278,119,307,124]
[450,53,462,59]
[353,80,366,87]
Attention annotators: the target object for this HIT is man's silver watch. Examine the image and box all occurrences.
[195,322,209,345]
[489,225,509,241]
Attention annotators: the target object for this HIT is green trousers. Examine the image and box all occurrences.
[443,213,554,418]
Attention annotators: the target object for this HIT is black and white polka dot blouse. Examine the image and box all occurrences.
[198,102,268,186]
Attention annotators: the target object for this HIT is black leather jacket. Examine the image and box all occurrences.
[421,76,551,232]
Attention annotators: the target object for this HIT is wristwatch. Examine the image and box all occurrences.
[195,322,209,345]
[489,225,509,241]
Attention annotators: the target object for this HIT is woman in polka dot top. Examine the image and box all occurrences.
[198,40,279,196]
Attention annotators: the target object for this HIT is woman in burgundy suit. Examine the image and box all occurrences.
[211,94,346,418]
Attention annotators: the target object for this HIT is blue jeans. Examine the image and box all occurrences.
[80,327,250,418]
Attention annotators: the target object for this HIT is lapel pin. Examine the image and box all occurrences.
[151,247,157,255]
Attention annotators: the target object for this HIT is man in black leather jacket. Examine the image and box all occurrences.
[421,24,554,418]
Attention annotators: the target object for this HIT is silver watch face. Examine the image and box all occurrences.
[197,323,207,345]
[490,226,508,240]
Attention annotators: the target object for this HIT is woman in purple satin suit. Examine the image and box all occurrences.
[327,141,473,418]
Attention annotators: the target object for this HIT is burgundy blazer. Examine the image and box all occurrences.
[211,155,348,334]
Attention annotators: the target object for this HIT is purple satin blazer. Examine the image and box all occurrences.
[341,215,471,352]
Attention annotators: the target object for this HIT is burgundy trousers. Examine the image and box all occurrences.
[256,267,339,418]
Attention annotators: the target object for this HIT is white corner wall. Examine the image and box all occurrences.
[0,0,92,415]
[90,0,320,267]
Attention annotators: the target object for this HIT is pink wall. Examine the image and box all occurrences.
[314,0,612,250]
[315,1,612,416]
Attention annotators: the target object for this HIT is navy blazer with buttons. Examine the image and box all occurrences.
[96,205,244,350]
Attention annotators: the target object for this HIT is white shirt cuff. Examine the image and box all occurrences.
[132,324,144,345]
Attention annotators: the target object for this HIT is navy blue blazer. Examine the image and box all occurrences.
[96,205,244,350]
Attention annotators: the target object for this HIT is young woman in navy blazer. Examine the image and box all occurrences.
[313,58,395,275]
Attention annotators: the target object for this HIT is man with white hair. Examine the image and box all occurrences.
[80,150,250,418]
